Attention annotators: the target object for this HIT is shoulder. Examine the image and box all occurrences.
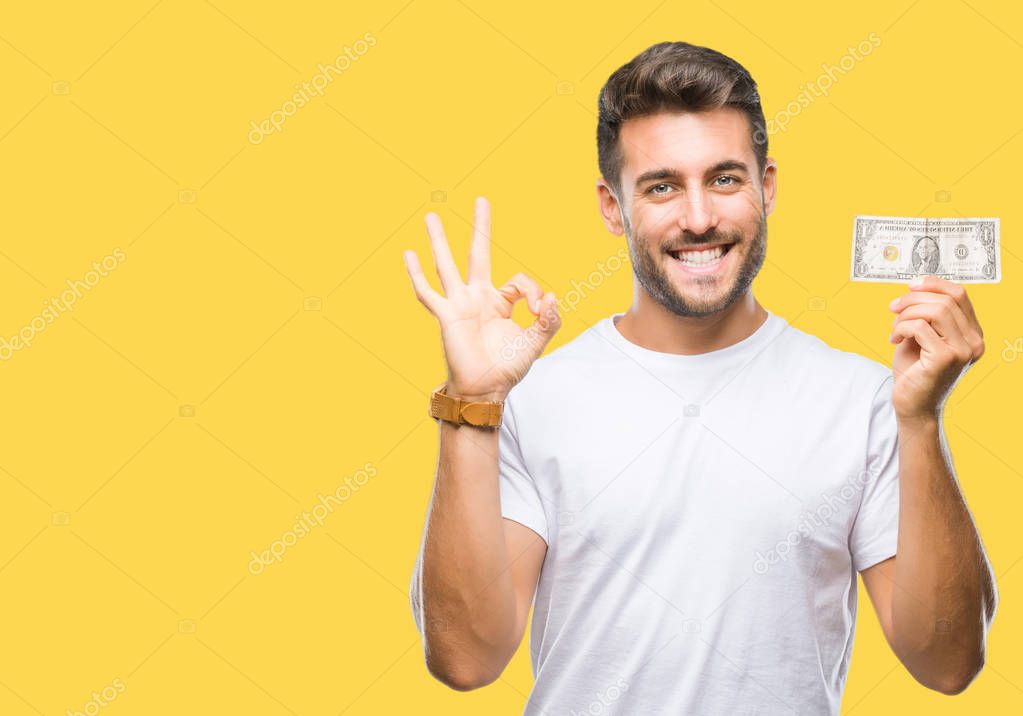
[503,321,604,409]
[771,316,893,394]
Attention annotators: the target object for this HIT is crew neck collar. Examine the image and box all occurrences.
[596,309,788,367]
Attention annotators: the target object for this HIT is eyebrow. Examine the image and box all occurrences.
[634,160,750,186]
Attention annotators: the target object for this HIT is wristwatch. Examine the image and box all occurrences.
[429,383,504,428]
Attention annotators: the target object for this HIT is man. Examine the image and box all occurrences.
[403,41,997,714]
[912,235,942,275]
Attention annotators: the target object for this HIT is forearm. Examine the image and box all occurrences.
[411,415,518,687]
[890,415,997,691]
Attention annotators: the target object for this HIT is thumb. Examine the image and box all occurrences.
[529,292,561,345]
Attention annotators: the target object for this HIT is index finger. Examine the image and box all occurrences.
[424,211,465,294]
[467,196,492,286]
[908,274,979,327]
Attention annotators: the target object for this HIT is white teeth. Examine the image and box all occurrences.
[672,245,727,265]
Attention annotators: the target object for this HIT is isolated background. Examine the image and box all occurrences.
[0,0,1020,713]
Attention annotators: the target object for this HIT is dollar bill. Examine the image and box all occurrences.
[850,215,1000,283]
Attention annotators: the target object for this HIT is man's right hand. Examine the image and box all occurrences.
[403,196,561,401]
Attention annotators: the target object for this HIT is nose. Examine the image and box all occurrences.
[678,187,718,236]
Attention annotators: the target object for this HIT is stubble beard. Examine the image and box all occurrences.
[623,208,768,318]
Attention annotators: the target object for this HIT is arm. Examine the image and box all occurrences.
[403,196,561,690]
[861,417,997,694]
[410,418,548,690]
[861,275,997,695]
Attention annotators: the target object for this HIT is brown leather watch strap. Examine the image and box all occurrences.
[429,383,504,428]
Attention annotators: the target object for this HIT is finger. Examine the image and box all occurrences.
[424,211,465,294]
[890,318,955,362]
[467,196,492,287]
[511,292,563,367]
[529,292,562,339]
[889,291,982,356]
[908,275,979,331]
[497,272,545,315]
[891,304,968,355]
[403,249,446,316]
[528,292,562,347]
[890,291,971,339]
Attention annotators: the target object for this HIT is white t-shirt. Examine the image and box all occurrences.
[498,309,900,715]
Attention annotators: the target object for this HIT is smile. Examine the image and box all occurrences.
[667,243,736,273]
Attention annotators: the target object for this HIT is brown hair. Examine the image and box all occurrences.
[597,41,768,197]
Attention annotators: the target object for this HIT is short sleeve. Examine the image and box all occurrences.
[850,373,901,572]
[498,393,550,545]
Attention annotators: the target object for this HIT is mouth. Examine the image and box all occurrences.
[666,242,736,274]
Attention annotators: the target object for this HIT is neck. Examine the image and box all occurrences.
[614,290,767,355]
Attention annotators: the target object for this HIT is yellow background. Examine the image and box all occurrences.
[0,0,1020,713]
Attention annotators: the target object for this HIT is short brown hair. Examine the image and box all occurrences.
[597,41,768,197]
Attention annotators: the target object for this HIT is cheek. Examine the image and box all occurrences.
[718,194,764,238]
[729,190,763,217]
[634,201,679,237]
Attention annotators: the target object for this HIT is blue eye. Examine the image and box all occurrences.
[648,183,671,195]
[715,175,737,186]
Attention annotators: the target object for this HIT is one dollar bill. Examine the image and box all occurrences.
[851,215,1000,283]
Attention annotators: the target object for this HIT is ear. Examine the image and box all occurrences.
[596,178,626,236]
[761,157,778,217]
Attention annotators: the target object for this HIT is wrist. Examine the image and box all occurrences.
[430,382,506,430]
[896,410,941,434]
[445,384,508,403]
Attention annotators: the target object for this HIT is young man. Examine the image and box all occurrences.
[404,41,996,714]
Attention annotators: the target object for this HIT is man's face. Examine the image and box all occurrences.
[599,108,776,317]
[916,239,935,263]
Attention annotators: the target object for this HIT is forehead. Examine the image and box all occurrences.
[618,107,754,182]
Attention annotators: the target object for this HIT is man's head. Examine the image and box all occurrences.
[595,42,777,317]
[913,236,940,273]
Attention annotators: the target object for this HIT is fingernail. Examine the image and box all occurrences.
[909,276,924,288]
[888,297,899,310]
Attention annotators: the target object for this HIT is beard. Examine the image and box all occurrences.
[623,210,767,318]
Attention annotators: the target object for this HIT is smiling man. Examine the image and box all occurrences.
[406,41,997,714]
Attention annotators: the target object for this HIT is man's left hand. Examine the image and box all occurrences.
[888,275,985,421]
